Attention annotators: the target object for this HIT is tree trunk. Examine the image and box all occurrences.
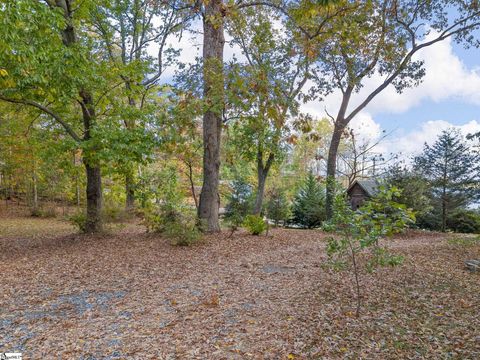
[253,152,274,215]
[125,171,135,211]
[253,171,267,215]
[326,123,346,219]
[441,193,447,233]
[32,165,38,212]
[84,162,102,233]
[198,0,225,232]
[52,0,103,231]
[79,89,102,232]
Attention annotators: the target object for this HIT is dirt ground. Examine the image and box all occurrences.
[1,215,479,359]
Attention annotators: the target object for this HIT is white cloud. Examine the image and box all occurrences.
[371,119,480,161]
[362,35,480,114]
[304,31,480,119]
[348,113,382,143]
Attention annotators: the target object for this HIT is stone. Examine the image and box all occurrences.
[465,260,480,272]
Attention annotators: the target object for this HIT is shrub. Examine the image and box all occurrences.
[446,209,480,234]
[30,204,57,218]
[243,214,267,235]
[143,204,201,245]
[265,188,290,226]
[141,164,201,245]
[68,211,87,233]
[291,173,326,228]
[103,204,130,223]
[164,217,201,246]
[324,185,414,317]
[224,178,254,230]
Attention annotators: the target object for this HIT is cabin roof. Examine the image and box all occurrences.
[347,179,378,197]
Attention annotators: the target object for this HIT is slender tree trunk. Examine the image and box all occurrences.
[84,162,102,233]
[32,168,38,212]
[186,161,199,211]
[198,0,225,232]
[75,173,81,207]
[441,198,447,232]
[326,122,346,219]
[125,171,135,211]
[253,152,274,215]
[441,184,447,232]
[124,84,137,211]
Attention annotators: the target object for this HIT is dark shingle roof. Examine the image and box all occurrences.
[348,179,378,197]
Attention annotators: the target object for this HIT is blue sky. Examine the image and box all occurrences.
[308,35,480,158]
[377,41,480,131]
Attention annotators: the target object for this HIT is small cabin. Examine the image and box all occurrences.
[347,180,378,210]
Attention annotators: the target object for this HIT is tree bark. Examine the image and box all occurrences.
[253,152,274,215]
[32,164,38,212]
[326,122,346,219]
[125,171,135,211]
[80,89,103,232]
[84,162,102,233]
[198,0,225,232]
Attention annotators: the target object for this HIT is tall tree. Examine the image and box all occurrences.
[197,0,226,231]
[226,7,311,215]
[197,0,338,230]
[293,0,480,218]
[91,0,185,210]
[414,129,480,232]
[0,0,105,231]
[0,0,149,231]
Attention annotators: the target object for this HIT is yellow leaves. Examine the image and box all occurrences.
[345,311,355,318]
[287,353,296,359]
[0,68,14,87]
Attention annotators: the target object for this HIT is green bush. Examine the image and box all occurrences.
[291,173,326,228]
[164,218,201,246]
[224,178,254,230]
[68,211,87,233]
[243,214,267,235]
[103,203,130,223]
[30,204,57,218]
[143,204,201,246]
[446,209,480,234]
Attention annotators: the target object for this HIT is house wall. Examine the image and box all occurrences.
[348,184,368,210]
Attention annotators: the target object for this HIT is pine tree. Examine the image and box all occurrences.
[266,188,290,226]
[291,173,326,228]
[224,178,254,228]
[414,129,480,232]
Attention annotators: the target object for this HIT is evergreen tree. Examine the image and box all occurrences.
[414,129,480,232]
[291,173,326,228]
[265,188,290,227]
[385,164,432,220]
[224,178,254,228]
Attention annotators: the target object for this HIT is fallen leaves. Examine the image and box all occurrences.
[0,216,479,359]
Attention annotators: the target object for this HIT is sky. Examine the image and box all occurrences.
[301,34,480,160]
[161,22,480,161]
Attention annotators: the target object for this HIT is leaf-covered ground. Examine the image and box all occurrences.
[1,216,479,359]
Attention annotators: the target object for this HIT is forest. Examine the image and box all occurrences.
[1,0,480,358]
